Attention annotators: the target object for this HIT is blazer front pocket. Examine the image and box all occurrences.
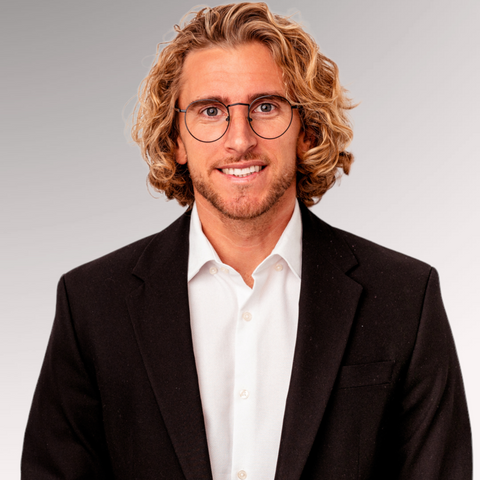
[337,360,394,389]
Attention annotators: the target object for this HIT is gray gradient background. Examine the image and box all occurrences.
[2,0,479,477]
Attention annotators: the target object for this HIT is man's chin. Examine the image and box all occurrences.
[206,195,273,221]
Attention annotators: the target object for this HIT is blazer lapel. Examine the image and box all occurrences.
[275,205,363,480]
[126,212,213,480]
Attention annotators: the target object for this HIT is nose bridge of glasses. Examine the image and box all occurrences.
[226,102,252,122]
[226,102,250,109]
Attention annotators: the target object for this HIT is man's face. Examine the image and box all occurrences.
[176,42,308,220]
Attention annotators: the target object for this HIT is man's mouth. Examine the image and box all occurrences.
[220,165,265,178]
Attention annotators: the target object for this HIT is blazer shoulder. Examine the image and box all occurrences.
[331,224,433,282]
[63,211,191,290]
[301,204,432,280]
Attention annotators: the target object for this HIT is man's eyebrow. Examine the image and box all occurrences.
[193,92,286,105]
[245,92,285,103]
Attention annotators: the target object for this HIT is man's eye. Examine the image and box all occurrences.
[201,107,220,117]
[255,103,275,113]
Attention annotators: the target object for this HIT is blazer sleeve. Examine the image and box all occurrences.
[396,267,472,479]
[21,275,113,479]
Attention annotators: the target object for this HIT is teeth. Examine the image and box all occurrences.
[221,165,262,177]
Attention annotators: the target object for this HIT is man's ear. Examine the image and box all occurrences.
[176,135,188,165]
[297,130,312,157]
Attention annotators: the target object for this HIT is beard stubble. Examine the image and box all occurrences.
[189,153,297,221]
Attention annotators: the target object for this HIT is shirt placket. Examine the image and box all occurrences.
[231,278,259,480]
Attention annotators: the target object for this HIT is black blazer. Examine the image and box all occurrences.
[22,204,472,479]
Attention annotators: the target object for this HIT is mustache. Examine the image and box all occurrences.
[211,152,271,169]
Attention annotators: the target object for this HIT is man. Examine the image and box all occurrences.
[22,3,471,479]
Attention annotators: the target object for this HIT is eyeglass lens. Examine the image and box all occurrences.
[184,95,294,142]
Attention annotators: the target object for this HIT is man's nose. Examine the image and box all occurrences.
[223,106,257,155]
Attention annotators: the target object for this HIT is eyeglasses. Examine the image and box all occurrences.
[175,95,298,143]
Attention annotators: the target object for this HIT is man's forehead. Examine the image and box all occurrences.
[178,42,286,103]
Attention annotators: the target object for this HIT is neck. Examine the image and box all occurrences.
[195,194,296,288]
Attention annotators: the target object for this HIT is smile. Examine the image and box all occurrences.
[220,165,264,177]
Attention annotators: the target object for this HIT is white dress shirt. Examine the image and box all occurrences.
[187,201,302,480]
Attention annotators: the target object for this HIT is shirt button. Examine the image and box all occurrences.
[220,267,229,273]
[237,470,247,479]
[242,312,252,322]
[274,263,283,271]
[239,389,249,399]
[209,266,218,275]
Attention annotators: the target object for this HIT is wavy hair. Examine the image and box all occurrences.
[131,2,355,207]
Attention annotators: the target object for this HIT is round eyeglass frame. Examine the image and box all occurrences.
[174,95,298,143]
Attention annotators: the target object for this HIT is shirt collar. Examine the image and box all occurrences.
[188,200,303,282]
[188,203,221,282]
[268,199,302,279]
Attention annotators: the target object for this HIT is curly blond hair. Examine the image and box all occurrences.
[131,2,355,207]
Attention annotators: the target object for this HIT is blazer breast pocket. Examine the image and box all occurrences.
[336,360,395,389]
